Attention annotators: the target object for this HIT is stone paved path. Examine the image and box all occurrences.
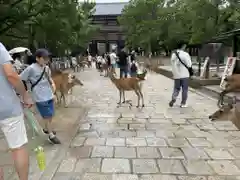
[3,67,240,180]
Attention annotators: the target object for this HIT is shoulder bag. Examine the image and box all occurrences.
[31,67,46,90]
[175,51,194,77]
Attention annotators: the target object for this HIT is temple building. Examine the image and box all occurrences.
[89,2,127,55]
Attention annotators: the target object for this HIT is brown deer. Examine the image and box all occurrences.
[209,101,240,130]
[109,71,145,108]
[52,72,83,107]
[218,74,240,107]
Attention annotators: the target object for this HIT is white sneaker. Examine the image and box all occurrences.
[180,104,188,108]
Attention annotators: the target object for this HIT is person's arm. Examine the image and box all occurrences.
[47,66,56,93]
[0,43,27,96]
[182,52,192,67]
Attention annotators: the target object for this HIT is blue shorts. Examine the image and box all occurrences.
[35,99,54,118]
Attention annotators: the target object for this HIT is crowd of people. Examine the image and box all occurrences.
[94,46,139,78]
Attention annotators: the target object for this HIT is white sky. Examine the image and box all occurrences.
[79,0,129,2]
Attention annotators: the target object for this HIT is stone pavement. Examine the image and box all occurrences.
[2,67,240,180]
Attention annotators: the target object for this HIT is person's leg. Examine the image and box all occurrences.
[120,68,124,78]
[169,79,181,107]
[180,78,189,107]
[36,100,60,144]
[124,66,128,78]
[1,114,29,180]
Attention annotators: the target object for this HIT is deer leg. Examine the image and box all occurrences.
[117,90,122,105]
[134,90,140,107]
[138,90,144,107]
[218,89,231,107]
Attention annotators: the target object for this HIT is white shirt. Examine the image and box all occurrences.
[88,55,92,62]
[97,56,102,63]
[171,49,192,79]
[110,52,117,64]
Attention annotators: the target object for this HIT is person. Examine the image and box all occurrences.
[130,59,138,77]
[87,54,92,67]
[20,48,61,144]
[110,48,117,74]
[169,42,192,108]
[12,53,23,73]
[117,46,128,78]
[0,42,33,180]
[24,50,35,65]
[96,54,102,70]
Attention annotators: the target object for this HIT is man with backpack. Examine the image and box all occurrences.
[169,41,192,108]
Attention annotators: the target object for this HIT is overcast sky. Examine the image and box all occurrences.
[79,0,129,2]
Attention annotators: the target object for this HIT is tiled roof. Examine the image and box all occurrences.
[94,2,128,16]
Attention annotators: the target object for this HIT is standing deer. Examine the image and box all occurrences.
[108,71,145,107]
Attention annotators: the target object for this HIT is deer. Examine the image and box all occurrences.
[218,74,240,107]
[52,72,83,107]
[209,100,240,130]
[108,70,145,108]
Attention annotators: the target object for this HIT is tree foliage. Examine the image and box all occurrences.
[118,0,240,54]
[0,0,99,55]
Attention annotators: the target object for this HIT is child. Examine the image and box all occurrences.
[20,49,61,144]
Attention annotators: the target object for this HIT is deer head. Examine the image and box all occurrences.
[68,74,83,86]
[209,103,233,121]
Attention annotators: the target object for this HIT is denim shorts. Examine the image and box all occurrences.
[35,99,54,118]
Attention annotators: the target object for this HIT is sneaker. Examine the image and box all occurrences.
[180,104,188,108]
[43,129,56,135]
[169,99,176,107]
[48,136,61,144]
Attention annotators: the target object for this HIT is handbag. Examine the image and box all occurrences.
[175,51,194,76]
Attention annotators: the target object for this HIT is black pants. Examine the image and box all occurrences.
[119,66,128,78]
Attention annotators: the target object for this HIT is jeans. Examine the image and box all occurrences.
[120,66,128,78]
[172,78,189,105]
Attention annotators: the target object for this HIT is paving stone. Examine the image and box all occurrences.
[157,159,186,174]
[84,138,106,146]
[181,147,210,160]
[182,160,214,175]
[132,159,159,173]
[57,157,77,172]
[156,130,175,138]
[126,138,147,146]
[67,146,92,158]
[118,130,136,137]
[187,138,212,147]
[101,158,130,173]
[115,147,136,158]
[204,148,234,160]
[167,138,191,148]
[112,174,139,180]
[139,174,177,180]
[137,147,161,158]
[208,160,240,175]
[146,138,167,147]
[137,130,155,137]
[172,118,188,124]
[208,176,240,180]
[178,176,207,180]
[148,118,172,124]
[129,124,146,130]
[106,138,125,146]
[91,146,114,158]
[82,173,113,180]
[74,158,101,173]
[159,147,185,159]
[228,148,240,159]
[70,137,86,147]
[174,130,196,138]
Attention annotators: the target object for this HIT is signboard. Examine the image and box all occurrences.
[200,57,209,78]
[220,57,237,89]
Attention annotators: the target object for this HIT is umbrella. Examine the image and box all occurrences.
[9,47,30,54]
